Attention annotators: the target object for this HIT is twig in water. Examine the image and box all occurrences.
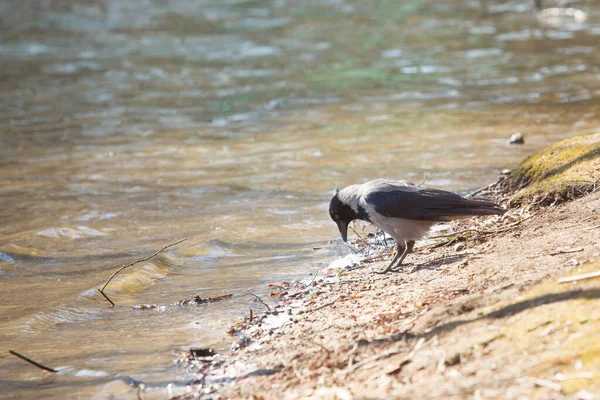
[558,270,600,284]
[97,289,115,306]
[246,293,271,312]
[98,238,187,306]
[9,350,57,373]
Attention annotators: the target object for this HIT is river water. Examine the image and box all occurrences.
[1,0,599,398]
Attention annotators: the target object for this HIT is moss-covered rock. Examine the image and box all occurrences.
[504,133,600,205]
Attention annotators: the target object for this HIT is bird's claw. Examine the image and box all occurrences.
[375,264,410,274]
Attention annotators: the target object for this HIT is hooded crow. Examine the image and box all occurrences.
[329,179,505,273]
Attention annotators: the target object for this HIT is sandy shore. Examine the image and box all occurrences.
[176,187,600,400]
[168,135,600,400]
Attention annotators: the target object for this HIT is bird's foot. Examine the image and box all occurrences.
[375,263,412,274]
[374,263,406,274]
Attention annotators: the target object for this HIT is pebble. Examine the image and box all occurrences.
[507,132,525,145]
[454,243,466,252]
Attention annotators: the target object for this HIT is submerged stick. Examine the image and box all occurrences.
[9,350,57,373]
[98,238,187,306]
[97,288,115,306]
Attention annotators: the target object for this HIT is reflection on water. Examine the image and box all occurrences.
[1,0,599,398]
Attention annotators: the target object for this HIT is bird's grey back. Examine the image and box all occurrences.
[360,180,504,221]
[358,179,420,194]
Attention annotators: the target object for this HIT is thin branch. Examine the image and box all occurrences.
[349,226,374,249]
[558,270,600,284]
[307,296,342,313]
[98,238,187,306]
[429,228,481,239]
[466,176,507,198]
[302,269,319,289]
[549,247,583,256]
[97,288,115,306]
[338,347,405,375]
[100,238,186,292]
[246,293,271,312]
[429,212,539,240]
[418,173,430,187]
[344,243,360,254]
[9,350,57,373]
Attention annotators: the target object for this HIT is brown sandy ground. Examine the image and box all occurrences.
[184,190,600,400]
[174,134,600,400]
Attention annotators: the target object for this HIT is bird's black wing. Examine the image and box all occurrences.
[365,188,504,221]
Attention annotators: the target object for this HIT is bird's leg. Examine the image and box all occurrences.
[376,243,403,274]
[376,240,415,274]
[389,240,415,272]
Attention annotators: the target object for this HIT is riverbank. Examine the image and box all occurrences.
[184,135,600,400]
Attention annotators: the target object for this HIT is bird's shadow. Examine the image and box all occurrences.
[408,253,467,273]
[355,288,600,347]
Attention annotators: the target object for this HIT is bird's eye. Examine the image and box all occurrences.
[334,214,340,219]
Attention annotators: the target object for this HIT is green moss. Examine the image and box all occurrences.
[506,133,600,205]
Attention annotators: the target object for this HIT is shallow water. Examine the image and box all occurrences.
[1,0,600,398]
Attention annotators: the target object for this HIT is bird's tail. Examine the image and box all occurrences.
[457,197,505,216]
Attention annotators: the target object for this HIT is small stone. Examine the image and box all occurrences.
[575,390,594,400]
[501,168,511,175]
[454,243,466,252]
[507,132,525,145]
[231,335,252,351]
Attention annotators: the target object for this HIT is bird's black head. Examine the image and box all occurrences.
[329,190,358,242]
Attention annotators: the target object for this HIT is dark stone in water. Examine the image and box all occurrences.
[193,293,233,304]
[189,348,216,358]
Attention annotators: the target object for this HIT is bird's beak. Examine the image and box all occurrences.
[336,221,348,242]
